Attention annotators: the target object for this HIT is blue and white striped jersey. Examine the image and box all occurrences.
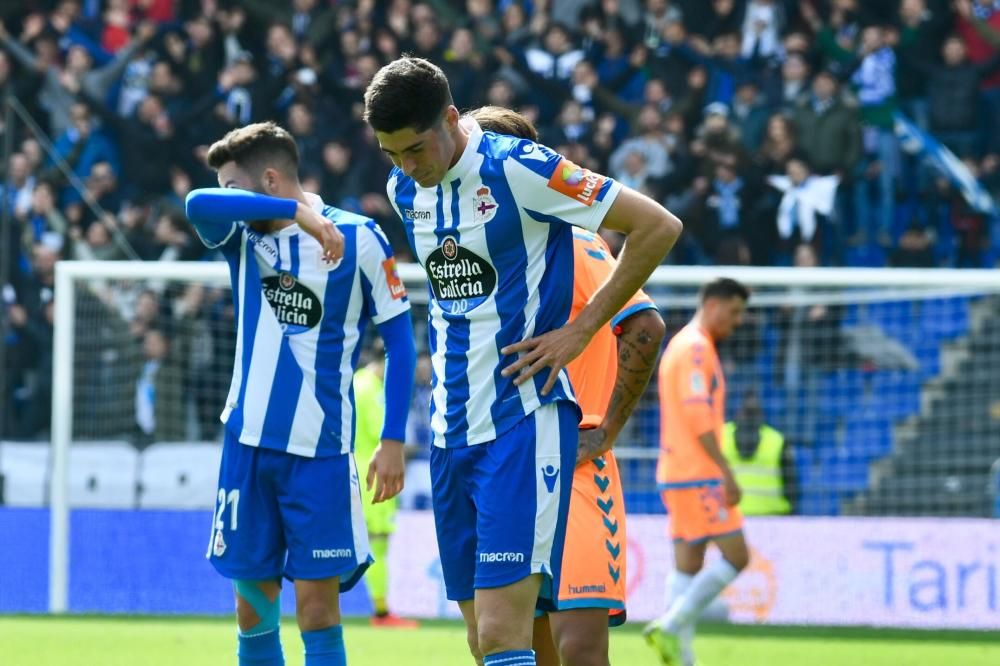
[202,193,410,458]
[387,119,622,449]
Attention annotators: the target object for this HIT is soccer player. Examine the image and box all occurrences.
[644,278,752,666]
[468,106,666,666]
[184,122,416,666]
[353,339,419,628]
[364,58,682,666]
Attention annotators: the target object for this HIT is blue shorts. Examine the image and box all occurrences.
[207,432,371,590]
[430,401,578,602]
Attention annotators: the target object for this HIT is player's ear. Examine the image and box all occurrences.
[260,167,280,195]
[443,105,460,130]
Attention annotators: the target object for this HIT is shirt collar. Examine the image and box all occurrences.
[442,117,483,183]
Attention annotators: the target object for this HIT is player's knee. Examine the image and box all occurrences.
[725,544,751,572]
[557,629,609,666]
[234,581,280,634]
[296,596,338,632]
[477,614,517,656]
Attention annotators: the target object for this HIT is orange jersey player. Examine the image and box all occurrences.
[534,228,664,666]
[465,105,668,666]
[645,278,751,666]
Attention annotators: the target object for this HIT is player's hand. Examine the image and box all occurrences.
[723,471,742,507]
[295,201,344,264]
[576,426,612,466]
[500,320,593,396]
[366,439,405,503]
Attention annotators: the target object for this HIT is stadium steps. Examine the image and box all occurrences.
[846,297,1000,517]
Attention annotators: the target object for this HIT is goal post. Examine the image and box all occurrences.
[47,260,1000,613]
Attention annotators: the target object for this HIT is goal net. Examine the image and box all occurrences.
[16,261,1000,614]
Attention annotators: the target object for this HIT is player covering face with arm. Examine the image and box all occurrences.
[468,105,667,666]
[365,57,680,666]
[185,121,416,666]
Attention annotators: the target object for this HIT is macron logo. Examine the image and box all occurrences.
[542,465,560,493]
[404,209,432,221]
[479,551,525,564]
[313,548,353,559]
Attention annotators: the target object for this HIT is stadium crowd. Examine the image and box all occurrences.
[1,0,999,442]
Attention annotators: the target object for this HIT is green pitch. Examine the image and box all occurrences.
[0,616,997,666]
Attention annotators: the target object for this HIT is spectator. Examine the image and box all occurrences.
[741,0,785,59]
[641,0,683,49]
[792,71,862,177]
[775,51,811,110]
[151,210,200,262]
[21,181,68,252]
[818,22,900,246]
[895,0,951,130]
[50,102,120,195]
[3,153,37,219]
[954,0,1000,153]
[698,0,743,42]
[755,112,797,174]
[902,34,1000,159]
[731,80,771,151]
[0,18,156,136]
[890,219,938,267]
[608,104,673,192]
[133,327,184,446]
[767,155,841,260]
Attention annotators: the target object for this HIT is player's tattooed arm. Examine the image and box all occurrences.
[577,308,666,465]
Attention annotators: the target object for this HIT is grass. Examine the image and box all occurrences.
[0,616,997,665]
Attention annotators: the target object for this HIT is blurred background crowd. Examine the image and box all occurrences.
[1,0,999,445]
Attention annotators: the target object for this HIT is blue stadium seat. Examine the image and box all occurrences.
[870,371,921,419]
[919,296,971,341]
[843,412,893,460]
[820,448,871,495]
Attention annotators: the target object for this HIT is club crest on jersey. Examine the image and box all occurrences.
[262,272,323,335]
[547,158,606,207]
[426,236,497,315]
[473,186,499,223]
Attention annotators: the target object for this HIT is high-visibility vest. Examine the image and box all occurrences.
[721,422,791,516]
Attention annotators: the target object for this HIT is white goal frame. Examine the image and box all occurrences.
[49,260,1000,612]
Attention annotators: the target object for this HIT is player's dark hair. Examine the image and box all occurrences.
[699,277,750,304]
[205,121,299,179]
[363,57,454,133]
[465,106,539,141]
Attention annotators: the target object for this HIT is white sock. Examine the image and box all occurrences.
[667,570,693,608]
[666,571,695,662]
[661,559,740,633]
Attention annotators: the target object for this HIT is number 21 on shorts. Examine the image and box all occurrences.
[208,488,240,558]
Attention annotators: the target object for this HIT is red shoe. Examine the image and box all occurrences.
[369,613,419,629]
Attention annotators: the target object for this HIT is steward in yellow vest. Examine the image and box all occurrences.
[721,420,794,516]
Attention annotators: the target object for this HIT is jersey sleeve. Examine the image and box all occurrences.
[673,343,716,437]
[185,188,296,249]
[504,140,623,233]
[611,288,658,331]
[357,220,411,325]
